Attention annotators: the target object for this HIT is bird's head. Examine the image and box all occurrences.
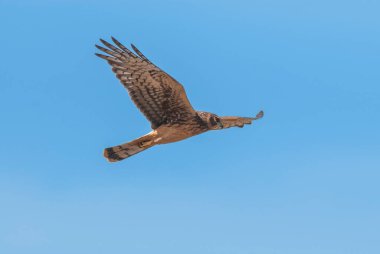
[198,112,224,130]
[209,114,224,130]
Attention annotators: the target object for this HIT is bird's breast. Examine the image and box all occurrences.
[154,123,207,144]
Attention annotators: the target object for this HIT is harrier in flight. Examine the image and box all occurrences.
[96,37,264,162]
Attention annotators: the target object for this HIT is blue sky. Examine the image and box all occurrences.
[1,0,379,253]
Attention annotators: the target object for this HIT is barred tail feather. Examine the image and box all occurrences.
[103,134,155,162]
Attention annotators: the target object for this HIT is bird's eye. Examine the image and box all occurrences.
[209,116,217,126]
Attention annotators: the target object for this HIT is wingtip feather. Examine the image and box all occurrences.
[111,36,123,46]
[256,110,264,119]
[131,43,138,51]
[95,44,103,50]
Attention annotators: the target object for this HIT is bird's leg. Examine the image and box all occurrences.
[138,140,154,148]
[137,130,158,148]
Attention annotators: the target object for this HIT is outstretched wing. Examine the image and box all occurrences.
[220,111,264,128]
[95,37,196,129]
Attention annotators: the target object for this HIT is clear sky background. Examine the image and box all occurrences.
[1,0,379,253]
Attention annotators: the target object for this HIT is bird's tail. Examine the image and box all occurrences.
[103,133,156,162]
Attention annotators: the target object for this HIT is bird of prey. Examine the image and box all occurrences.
[95,37,264,162]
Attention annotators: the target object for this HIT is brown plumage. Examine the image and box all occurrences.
[96,37,264,162]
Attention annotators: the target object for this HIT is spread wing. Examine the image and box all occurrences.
[95,37,196,129]
[220,111,264,128]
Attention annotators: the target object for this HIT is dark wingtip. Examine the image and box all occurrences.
[95,44,103,50]
[94,53,111,61]
[248,110,264,121]
[100,38,114,48]
[111,36,121,44]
